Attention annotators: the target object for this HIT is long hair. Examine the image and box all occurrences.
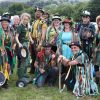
[96,15,100,33]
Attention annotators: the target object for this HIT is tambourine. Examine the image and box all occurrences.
[0,71,6,86]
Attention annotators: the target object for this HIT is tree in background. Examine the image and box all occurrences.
[87,0,100,22]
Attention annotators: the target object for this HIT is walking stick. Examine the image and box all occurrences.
[60,65,71,92]
[58,60,62,92]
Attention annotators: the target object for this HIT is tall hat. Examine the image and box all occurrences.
[35,6,44,14]
[81,10,91,17]
[0,17,10,22]
[2,12,11,19]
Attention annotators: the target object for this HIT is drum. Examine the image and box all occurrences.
[0,71,6,86]
[18,46,28,60]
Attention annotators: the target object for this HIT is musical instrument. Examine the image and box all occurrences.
[0,71,6,86]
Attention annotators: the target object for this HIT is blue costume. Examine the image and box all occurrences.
[58,31,73,59]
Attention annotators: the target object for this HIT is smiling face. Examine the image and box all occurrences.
[35,10,43,19]
[71,45,80,55]
[13,16,20,26]
[1,21,9,29]
[64,22,71,29]
[82,15,90,24]
[52,19,61,27]
[21,16,30,26]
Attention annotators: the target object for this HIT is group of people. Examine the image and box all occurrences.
[0,7,100,97]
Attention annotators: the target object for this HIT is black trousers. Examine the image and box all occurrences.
[29,43,36,74]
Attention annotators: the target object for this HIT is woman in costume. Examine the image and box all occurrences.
[0,20,10,89]
[16,13,33,80]
[46,15,62,46]
[0,16,15,74]
[93,15,100,84]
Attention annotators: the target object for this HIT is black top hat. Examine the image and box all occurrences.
[0,17,10,23]
[69,42,81,49]
[81,10,91,17]
[35,6,44,14]
[18,46,28,59]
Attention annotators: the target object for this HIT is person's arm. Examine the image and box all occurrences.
[39,23,47,45]
[29,32,34,44]
[15,33,22,47]
[58,55,79,66]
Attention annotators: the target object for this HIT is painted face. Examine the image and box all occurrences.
[1,21,9,29]
[82,15,90,24]
[71,45,80,55]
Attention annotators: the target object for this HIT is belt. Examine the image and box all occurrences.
[63,42,70,46]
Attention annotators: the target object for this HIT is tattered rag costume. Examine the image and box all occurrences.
[3,27,16,74]
[72,51,99,96]
[0,26,10,88]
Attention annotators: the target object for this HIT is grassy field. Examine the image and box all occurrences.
[0,71,100,100]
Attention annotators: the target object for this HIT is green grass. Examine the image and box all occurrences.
[0,71,100,100]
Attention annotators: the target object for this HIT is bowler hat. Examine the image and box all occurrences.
[81,10,91,17]
[69,42,81,49]
[35,6,44,14]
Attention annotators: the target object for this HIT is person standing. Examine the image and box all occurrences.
[93,15,100,84]
[46,15,62,46]
[77,10,95,59]
[0,17,15,74]
[16,13,33,80]
[30,7,47,74]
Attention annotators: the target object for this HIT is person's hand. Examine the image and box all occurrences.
[31,40,34,44]
[18,43,23,48]
[58,55,63,63]
[1,49,5,56]
[12,44,16,50]
[52,54,56,59]
[36,44,42,51]
[40,68,45,74]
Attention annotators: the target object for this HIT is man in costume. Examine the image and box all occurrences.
[33,44,58,87]
[58,42,98,96]
[29,7,47,74]
[76,10,95,59]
